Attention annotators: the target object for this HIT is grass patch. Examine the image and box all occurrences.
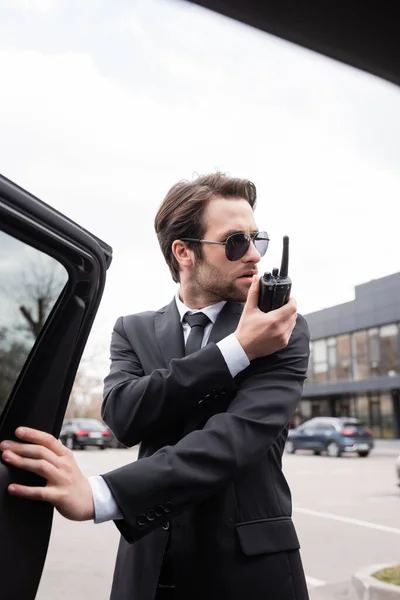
[373,565,400,586]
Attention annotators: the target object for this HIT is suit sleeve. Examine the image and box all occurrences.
[102,316,238,447]
[102,315,310,544]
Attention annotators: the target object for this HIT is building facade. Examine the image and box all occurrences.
[300,272,400,439]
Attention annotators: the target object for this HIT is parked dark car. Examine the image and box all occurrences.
[286,417,374,458]
[60,418,113,450]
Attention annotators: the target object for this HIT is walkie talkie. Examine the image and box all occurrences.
[258,236,292,312]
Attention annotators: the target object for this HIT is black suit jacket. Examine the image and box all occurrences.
[101,299,310,600]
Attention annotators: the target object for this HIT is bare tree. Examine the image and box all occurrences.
[0,256,106,421]
[13,255,67,339]
[0,327,28,414]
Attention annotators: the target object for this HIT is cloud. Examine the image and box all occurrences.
[6,0,59,14]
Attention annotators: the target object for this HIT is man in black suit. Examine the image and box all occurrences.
[1,172,310,600]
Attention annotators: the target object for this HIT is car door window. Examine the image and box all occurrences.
[321,425,336,434]
[0,229,68,417]
[315,421,333,431]
[301,425,316,434]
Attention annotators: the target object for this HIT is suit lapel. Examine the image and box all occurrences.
[154,299,185,368]
[208,301,243,344]
[154,298,243,369]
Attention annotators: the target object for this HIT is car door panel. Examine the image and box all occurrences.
[300,427,316,449]
[0,175,112,600]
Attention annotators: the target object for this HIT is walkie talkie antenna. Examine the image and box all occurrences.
[279,236,289,278]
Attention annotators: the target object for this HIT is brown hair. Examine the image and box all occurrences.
[154,172,257,282]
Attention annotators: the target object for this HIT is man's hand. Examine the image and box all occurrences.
[234,275,298,361]
[0,427,94,521]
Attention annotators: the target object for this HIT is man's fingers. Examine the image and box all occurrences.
[243,275,260,311]
[8,482,54,502]
[269,297,297,320]
[0,441,61,468]
[281,297,297,315]
[2,450,60,481]
[14,427,66,457]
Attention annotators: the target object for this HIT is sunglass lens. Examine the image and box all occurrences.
[254,232,269,257]
[225,233,250,261]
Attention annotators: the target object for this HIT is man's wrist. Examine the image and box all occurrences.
[88,475,123,523]
[217,334,250,377]
[233,332,254,361]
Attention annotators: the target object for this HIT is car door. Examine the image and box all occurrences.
[295,422,317,450]
[0,174,112,600]
[311,421,335,451]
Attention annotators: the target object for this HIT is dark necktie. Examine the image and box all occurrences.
[184,312,211,355]
[158,310,211,590]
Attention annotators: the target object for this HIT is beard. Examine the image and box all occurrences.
[192,258,248,303]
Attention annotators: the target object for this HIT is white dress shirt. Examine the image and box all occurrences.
[89,294,249,524]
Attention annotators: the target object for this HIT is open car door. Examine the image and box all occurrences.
[0,174,112,599]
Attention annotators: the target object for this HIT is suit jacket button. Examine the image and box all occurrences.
[146,509,156,521]
[163,502,172,513]
[155,505,164,517]
[136,514,147,527]
[162,522,170,531]
[198,399,204,406]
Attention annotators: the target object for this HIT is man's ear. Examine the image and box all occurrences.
[172,240,193,270]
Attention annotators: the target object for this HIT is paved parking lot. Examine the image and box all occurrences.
[35,442,400,599]
[284,442,400,597]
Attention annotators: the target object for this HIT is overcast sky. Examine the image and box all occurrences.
[1,0,399,376]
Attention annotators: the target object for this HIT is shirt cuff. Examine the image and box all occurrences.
[217,333,250,378]
[88,475,123,524]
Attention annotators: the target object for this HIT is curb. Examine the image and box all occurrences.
[350,564,400,599]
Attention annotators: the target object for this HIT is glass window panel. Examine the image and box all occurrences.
[313,339,328,382]
[314,362,328,382]
[327,339,337,382]
[380,323,399,375]
[313,339,327,363]
[381,393,394,439]
[369,396,382,438]
[351,330,369,380]
[306,341,314,383]
[368,328,380,376]
[336,334,352,380]
[356,395,369,427]
[0,230,68,417]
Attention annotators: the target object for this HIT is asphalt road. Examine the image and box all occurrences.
[35,442,400,600]
[284,441,400,598]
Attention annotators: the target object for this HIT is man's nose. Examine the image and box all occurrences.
[244,240,261,263]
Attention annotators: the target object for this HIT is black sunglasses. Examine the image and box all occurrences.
[180,231,270,262]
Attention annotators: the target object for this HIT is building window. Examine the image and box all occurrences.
[327,337,337,381]
[381,393,395,439]
[306,341,314,383]
[313,339,328,383]
[351,330,369,380]
[380,324,399,375]
[368,328,380,376]
[336,334,352,380]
